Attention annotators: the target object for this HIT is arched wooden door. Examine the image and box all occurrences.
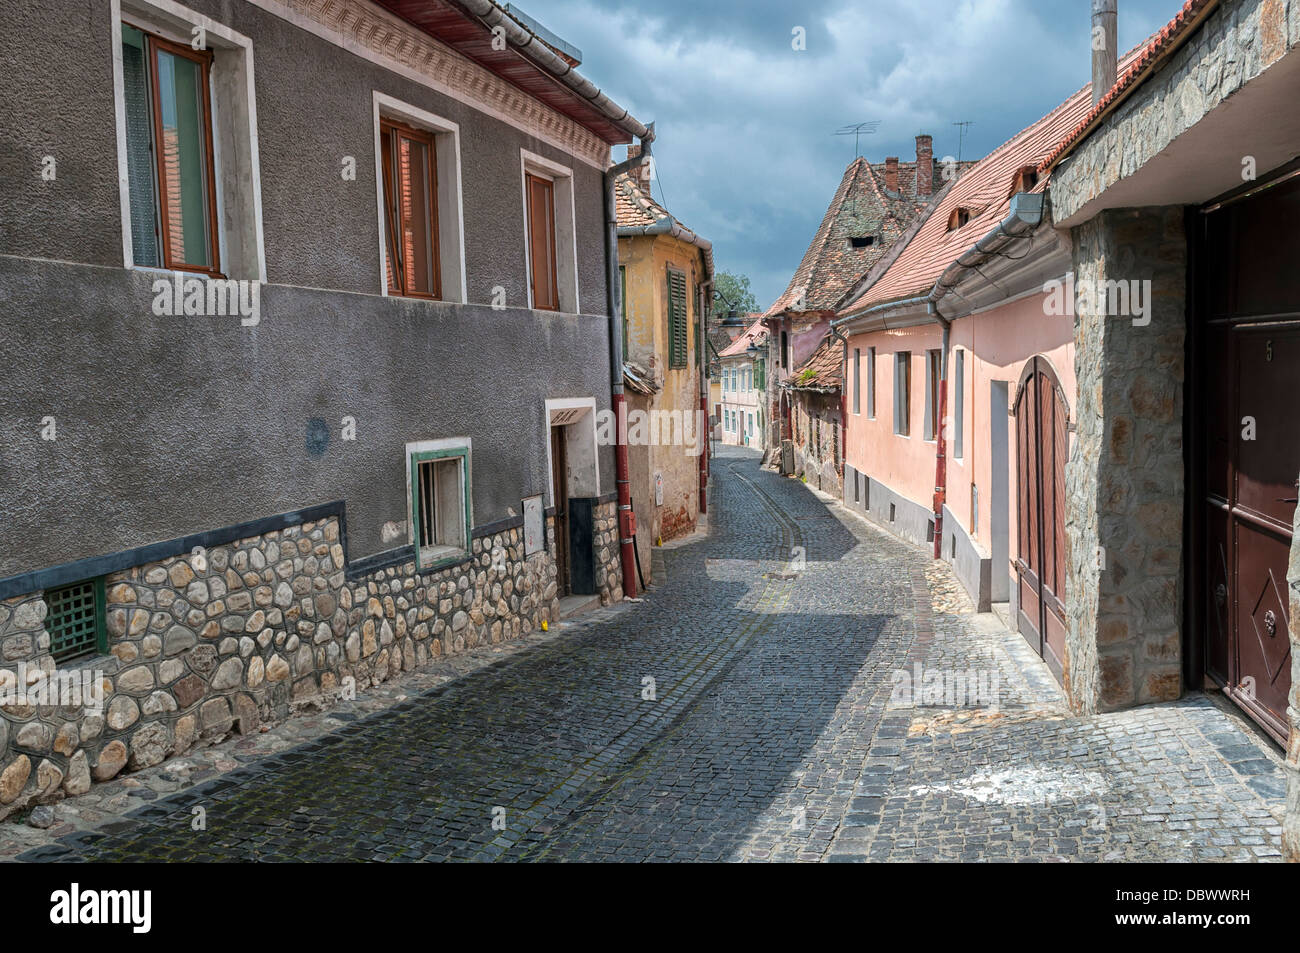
[1014,356,1069,680]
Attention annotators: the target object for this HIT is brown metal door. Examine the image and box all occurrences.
[1014,356,1068,680]
[550,425,570,596]
[1199,169,1300,744]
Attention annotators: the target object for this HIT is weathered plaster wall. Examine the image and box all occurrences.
[0,0,610,306]
[1065,207,1187,714]
[0,258,615,575]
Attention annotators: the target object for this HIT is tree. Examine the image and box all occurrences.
[711,271,759,317]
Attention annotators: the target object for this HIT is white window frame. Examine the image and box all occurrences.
[404,436,473,570]
[521,149,580,314]
[110,0,265,281]
[894,351,911,437]
[953,348,965,461]
[924,349,941,443]
[867,346,877,419]
[373,91,467,303]
[544,397,600,506]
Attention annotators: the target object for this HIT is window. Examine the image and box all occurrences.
[848,236,875,248]
[754,358,766,392]
[667,267,689,368]
[46,578,107,663]
[947,207,973,231]
[867,346,876,418]
[852,348,861,415]
[526,172,558,311]
[407,441,472,569]
[1010,165,1039,196]
[121,23,219,273]
[924,349,941,441]
[954,349,965,459]
[521,150,578,312]
[381,118,442,299]
[781,331,789,369]
[894,351,911,436]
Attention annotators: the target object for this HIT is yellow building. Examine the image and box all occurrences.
[615,156,713,584]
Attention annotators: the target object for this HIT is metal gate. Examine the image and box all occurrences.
[1014,356,1069,680]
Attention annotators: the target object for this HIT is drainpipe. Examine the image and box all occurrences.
[605,124,655,597]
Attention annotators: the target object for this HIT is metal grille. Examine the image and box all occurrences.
[46,579,104,662]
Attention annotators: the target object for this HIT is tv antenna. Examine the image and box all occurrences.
[952,120,974,163]
[834,120,880,158]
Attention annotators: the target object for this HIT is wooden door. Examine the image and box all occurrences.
[550,425,570,596]
[1199,171,1300,742]
[1014,356,1068,680]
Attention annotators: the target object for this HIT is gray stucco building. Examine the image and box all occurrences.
[0,0,647,815]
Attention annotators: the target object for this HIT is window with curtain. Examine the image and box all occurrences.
[121,23,218,273]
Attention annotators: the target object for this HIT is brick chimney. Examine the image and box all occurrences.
[627,144,653,194]
[915,135,933,197]
[884,156,899,194]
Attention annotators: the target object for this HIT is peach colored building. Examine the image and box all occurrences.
[834,77,1105,680]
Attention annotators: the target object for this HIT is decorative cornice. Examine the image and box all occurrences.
[255,0,612,168]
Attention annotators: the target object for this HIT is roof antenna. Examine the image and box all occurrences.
[834,120,880,159]
[952,121,974,164]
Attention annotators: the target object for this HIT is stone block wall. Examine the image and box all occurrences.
[1065,206,1188,714]
[0,506,622,820]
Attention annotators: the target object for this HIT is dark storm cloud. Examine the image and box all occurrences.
[522,0,1186,307]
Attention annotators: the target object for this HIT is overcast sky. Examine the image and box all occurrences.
[526,0,1185,308]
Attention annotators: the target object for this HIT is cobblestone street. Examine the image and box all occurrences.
[6,447,1286,862]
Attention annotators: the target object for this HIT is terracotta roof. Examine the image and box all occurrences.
[840,42,1148,316]
[785,334,842,392]
[718,317,768,358]
[614,172,669,228]
[764,155,972,317]
[1040,0,1218,172]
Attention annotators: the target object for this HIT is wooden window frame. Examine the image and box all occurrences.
[526,171,559,311]
[381,117,443,300]
[924,348,942,441]
[852,348,861,415]
[132,25,222,276]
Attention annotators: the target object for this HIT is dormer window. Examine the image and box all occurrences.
[848,236,875,249]
[947,207,972,231]
[1010,165,1040,196]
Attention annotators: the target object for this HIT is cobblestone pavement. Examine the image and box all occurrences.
[5,447,1287,861]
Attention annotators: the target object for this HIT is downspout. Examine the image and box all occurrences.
[605,123,656,597]
[698,278,713,516]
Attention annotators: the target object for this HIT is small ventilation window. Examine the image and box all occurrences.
[848,236,875,249]
[46,578,107,663]
[947,207,972,231]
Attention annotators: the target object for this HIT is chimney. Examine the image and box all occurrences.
[1092,0,1118,105]
[884,157,899,194]
[915,135,933,197]
[626,143,652,194]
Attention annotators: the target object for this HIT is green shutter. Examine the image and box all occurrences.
[667,267,688,369]
[47,578,107,662]
[755,358,765,391]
